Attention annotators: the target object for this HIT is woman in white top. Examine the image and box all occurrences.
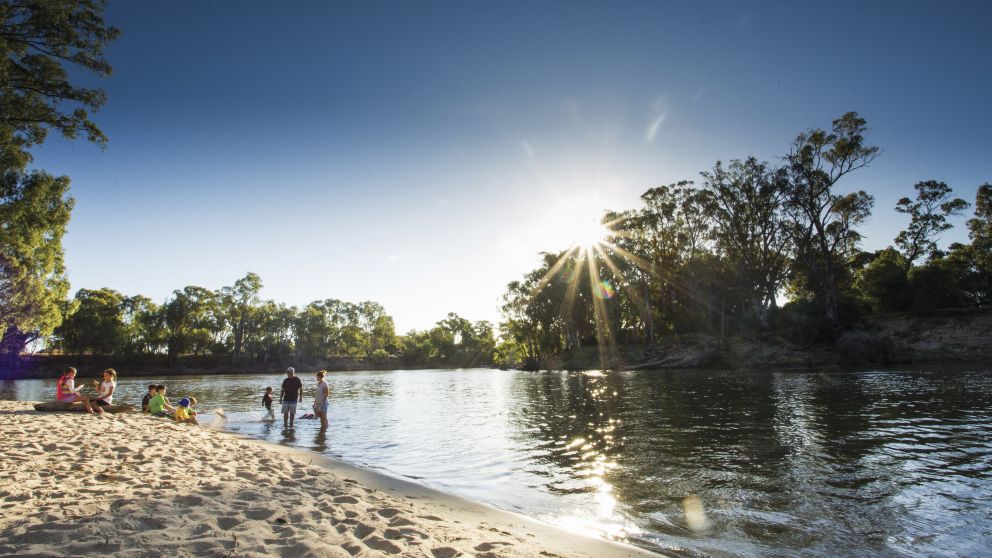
[90,368,117,415]
[314,370,329,430]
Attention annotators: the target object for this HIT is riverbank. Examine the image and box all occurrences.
[1,354,443,380]
[0,401,655,558]
[542,307,992,371]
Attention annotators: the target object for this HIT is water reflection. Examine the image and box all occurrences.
[2,367,991,557]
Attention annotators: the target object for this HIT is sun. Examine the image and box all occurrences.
[543,197,611,250]
[563,214,610,248]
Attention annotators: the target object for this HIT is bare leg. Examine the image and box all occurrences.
[318,411,328,430]
[79,395,94,414]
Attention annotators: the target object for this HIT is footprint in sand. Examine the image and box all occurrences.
[333,495,359,504]
[431,547,461,558]
[388,516,416,527]
[245,507,275,520]
[376,507,403,518]
[352,522,375,539]
[475,541,512,551]
[363,535,403,554]
[217,516,243,530]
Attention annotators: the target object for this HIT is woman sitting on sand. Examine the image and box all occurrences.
[55,367,96,410]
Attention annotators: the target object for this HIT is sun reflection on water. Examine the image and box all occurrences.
[541,372,641,542]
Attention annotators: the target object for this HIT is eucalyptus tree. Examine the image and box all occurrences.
[0,170,72,366]
[783,112,878,334]
[968,185,992,263]
[0,0,117,368]
[965,184,992,305]
[163,286,217,364]
[219,272,262,362]
[54,287,124,355]
[605,209,657,343]
[894,181,970,269]
[354,300,395,358]
[702,158,790,330]
[856,248,910,313]
[0,0,120,168]
[638,181,717,333]
[122,294,165,355]
[256,302,295,362]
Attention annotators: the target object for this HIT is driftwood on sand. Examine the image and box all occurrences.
[33,401,136,413]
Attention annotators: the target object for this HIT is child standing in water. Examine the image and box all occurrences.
[262,387,274,420]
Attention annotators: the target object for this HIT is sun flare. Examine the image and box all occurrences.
[544,198,611,250]
[564,215,610,248]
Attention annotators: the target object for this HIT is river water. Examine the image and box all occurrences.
[3,367,991,557]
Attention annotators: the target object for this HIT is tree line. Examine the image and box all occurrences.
[46,272,497,368]
[497,113,991,367]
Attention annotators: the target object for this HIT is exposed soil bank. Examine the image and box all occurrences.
[540,307,992,371]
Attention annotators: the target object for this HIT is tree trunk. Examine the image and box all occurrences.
[0,326,31,375]
[232,318,244,363]
[644,284,655,344]
[822,279,841,336]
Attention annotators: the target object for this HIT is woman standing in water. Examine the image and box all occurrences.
[314,370,329,430]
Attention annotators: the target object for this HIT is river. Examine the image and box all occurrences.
[3,367,991,557]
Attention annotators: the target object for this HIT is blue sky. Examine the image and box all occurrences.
[33,1,992,332]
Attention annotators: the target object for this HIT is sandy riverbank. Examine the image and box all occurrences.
[0,401,657,558]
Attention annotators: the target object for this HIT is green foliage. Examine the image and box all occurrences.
[163,286,217,362]
[968,184,992,273]
[907,259,971,312]
[54,288,124,354]
[856,249,909,313]
[497,113,991,360]
[894,181,969,267]
[0,0,116,368]
[783,112,878,332]
[0,0,120,167]
[0,170,73,358]
[702,157,790,328]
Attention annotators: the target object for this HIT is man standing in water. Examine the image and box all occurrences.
[280,367,304,428]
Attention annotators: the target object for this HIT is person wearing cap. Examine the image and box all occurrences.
[174,396,199,425]
[280,367,304,428]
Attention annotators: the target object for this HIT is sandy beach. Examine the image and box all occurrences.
[0,401,656,558]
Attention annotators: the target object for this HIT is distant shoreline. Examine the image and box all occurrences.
[4,308,990,380]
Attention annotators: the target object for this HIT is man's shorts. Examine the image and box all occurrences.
[281,400,297,415]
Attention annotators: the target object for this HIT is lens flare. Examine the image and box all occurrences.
[594,280,615,300]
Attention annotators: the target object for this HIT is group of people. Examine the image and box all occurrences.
[56,367,117,415]
[263,367,330,430]
[55,367,199,425]
[56,365,330,430]
[141,384,199,425]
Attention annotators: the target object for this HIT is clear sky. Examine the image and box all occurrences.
[32,0,992,333]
